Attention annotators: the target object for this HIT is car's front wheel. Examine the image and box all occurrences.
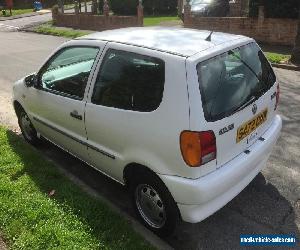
[17,109,40,145]
[131,170,180,237]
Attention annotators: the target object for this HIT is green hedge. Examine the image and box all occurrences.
[12,0,74,9]
[249,0,299,18]
[143,0,177,16]
[206,0,230,17]
[110,0,137,15]
[109,0,177,16]
[98,0,104,14]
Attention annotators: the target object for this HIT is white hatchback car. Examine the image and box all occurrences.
[13,27,282,236]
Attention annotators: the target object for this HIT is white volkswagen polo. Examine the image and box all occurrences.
[12,27,282,236]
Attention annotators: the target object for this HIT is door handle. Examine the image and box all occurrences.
[70,111,83,120]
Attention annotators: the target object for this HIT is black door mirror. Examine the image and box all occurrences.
[24,74,39,88]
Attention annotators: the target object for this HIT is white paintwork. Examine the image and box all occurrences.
[84,41,189,181]
[12,28,282,224]
[186,38,279,176]
[161,115,282,222]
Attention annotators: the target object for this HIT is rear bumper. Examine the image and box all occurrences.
[159,115,282,223]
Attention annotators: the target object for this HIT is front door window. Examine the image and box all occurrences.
[40,46,99,100]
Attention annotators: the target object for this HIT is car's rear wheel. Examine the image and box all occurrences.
[17,109,40,145]
[135,184,167,229]
[130,170,179,237]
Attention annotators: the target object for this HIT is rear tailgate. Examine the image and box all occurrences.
[209,86,277,167]
[187,42,278,173]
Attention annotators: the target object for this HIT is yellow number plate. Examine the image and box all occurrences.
[236,109,268,143]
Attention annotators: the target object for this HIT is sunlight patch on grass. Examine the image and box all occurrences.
[0,127,154,249]
[0,9,33,17]
[265,52,291,64]
[34,24,91,38]
[144,16,180,26]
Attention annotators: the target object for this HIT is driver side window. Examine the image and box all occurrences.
[40,46,99,100]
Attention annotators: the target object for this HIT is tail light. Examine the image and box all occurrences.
[180,130,216,167]
[275,84,280,110]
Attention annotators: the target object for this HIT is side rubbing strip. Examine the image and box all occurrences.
[86,144,115,159]
[33,117,115,159]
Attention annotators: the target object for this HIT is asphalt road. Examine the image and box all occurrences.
[0,32,67,128]
[0,31,299,250]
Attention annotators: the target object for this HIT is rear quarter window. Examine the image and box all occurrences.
[197,42,276,122]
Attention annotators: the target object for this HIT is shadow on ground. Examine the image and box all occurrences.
[168,173,299,249]
[6,130,299,250]
[5,131,152,250]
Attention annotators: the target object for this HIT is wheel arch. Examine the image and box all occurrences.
[123,163,180,212]
[13,100,24,116]
[123,163,157,187]
[123,162,182,225]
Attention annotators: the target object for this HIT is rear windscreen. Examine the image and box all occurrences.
[197,42,276,122]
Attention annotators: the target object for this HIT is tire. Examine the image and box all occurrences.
[17,108,41,146]
[130,170,180,237]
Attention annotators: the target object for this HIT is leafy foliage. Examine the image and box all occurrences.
[143,0,178,16]
[11,0,74,9]
[109,0,177,16]
[110,0,138,15]
[206,0,230,17]
[291,22,300,65]
[249,0,300,18]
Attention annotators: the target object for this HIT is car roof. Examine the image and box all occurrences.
[77,27,250,57]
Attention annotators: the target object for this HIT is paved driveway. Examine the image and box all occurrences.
[0,31,299,249]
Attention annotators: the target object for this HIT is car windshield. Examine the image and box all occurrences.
[197,42,276,121]
[191,0,212,5]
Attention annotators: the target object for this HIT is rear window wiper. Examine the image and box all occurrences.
[228,50,261,84]
[234,95,256,113]
[210,95,256,120]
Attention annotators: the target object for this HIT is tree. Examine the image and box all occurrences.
[92,0,97,14]
[249,0,298,18]
[110,0,177,16]
[291,2,300,64]
[207,0,230,17]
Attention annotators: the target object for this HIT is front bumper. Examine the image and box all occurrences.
[159,115,282,223]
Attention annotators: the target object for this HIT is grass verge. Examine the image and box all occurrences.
[265,52,291,64]
[33,16,180,38]
[0,127,154,249]
[0,9,33,17]
[144,16,180,26]
[33,22,291,66]
[34,23,91,38]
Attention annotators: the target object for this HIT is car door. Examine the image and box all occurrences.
[26,41,105,162]
[84,43,166,182]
